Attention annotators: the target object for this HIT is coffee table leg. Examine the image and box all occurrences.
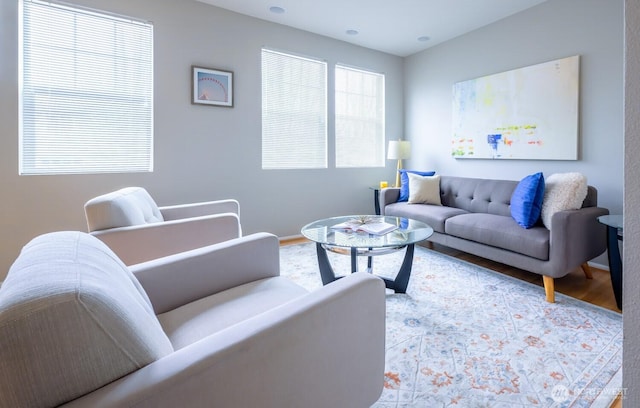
[351,248,374,273]
[317,243,416,292]
[351,247,358,272]
[316,243,338,285]
[382,244,415,293]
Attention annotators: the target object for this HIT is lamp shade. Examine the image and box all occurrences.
[387,140,411,160]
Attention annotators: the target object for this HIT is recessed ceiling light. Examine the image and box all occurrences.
[346,29,359,35]
[269,6,285,14]
[417,36,430,42]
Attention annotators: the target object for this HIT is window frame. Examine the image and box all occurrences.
[19,0,154,175]
[261,48,328,170]
[334,63,386,168]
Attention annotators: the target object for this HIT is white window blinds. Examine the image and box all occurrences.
[262,48,327,169]
[20,0,153,175]
[335,65,385,168]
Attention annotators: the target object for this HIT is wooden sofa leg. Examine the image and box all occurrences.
[543,276,555,303]
[581,263,594,279]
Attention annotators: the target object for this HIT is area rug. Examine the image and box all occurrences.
[279,243,623,408]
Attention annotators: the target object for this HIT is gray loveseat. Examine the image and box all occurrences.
[380,175,609,302]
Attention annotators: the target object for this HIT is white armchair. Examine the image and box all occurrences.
[0,231,386,408]
[84,187,242,265]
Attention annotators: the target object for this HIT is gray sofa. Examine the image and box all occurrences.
[380,175,609,302]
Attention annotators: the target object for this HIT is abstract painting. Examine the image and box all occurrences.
[452,55,579,160]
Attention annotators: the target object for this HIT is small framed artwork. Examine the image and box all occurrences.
[192,66,233,107]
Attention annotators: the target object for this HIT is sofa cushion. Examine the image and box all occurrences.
[84,186,164,232]
[385,202,468,233]
[541,172,588,229]
[398,169,436,202]
[445,213,549,260]
[0,231,173,408]
[510,172,545,229]
[158,276,308,350]
[439,176,517,216]
[408,173,442,205]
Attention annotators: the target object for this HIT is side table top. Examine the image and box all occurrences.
[598,214,623,230]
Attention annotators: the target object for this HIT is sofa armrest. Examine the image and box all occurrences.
[90,213,241,266]
[129,233,280,314]
[61,273,386,408]
[159,199,240,220]
[548,206,610,276]
[380,187,401,214]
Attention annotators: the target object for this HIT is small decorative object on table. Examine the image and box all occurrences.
[331,215,398,235]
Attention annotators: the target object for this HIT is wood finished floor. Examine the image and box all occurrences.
[281,237,623,407]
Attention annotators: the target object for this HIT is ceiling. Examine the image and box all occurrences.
[194,0,548,57]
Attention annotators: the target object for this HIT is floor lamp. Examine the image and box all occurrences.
[387,140,411,187]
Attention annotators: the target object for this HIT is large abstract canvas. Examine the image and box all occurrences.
[452,55,579,160]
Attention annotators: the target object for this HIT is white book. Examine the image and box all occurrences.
[331,220,398,235]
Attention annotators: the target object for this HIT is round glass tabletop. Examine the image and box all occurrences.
[301,215,433,249]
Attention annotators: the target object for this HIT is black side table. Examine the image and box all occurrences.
[598,214,623,310]
[369,187,381,215]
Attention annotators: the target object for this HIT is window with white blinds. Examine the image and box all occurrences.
[335,65,385,168]
[262,49,327,169]
[20,0,153,175]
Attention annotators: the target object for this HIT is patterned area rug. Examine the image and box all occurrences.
[279,243,623,408]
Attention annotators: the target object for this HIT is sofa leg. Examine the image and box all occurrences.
[543,276,555,303]
[581,263,593,279]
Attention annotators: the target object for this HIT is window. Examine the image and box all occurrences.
[262,49,327,169]
[335,65,385,168]
[20,0,153,175]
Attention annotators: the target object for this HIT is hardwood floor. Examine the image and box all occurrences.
[281,237,623,406]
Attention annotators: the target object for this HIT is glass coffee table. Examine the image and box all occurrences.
[301,215,433,293]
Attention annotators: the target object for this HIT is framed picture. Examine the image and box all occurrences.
[452,55,579,160]
[192,66,233,107]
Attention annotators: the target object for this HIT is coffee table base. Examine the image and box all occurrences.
[315,242,415,293]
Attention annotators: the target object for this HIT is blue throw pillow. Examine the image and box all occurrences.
[398,170,436,202]
[510,172,545,229]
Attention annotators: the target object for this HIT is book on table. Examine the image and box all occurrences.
[331,220,398,235]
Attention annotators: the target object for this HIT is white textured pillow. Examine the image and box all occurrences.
[541,172,588,229]
[408,173,442,205]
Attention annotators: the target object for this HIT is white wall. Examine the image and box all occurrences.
[403,0,623,266]
[624,0,640,403]
[0,0,404,279]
